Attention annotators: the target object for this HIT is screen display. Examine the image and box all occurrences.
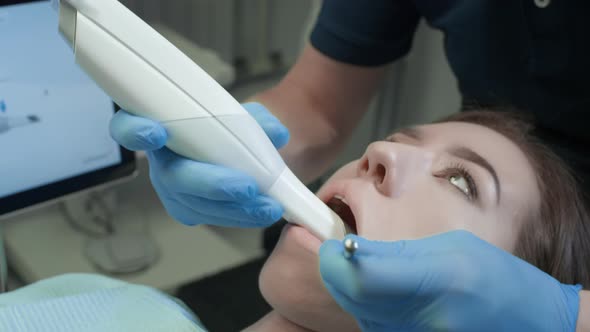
[0,0,125,199]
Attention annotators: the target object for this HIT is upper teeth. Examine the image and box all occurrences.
[334,194,348,205]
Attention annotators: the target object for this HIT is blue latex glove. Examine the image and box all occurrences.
[110,102,290,227]
[319,231,582,332]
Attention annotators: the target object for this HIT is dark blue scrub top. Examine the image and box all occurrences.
[310,0,590,191]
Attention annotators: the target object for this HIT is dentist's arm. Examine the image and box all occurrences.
[250,45,387,182]
[110,45,387,227]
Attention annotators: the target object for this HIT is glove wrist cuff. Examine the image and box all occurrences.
[562,283,583,332]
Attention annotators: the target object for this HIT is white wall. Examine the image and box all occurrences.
[120,0,314,70]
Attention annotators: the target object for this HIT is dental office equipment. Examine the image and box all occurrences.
[0,0,139,292]
[0,0,135,214]
[56,0,347,241]
[343,238,358,259]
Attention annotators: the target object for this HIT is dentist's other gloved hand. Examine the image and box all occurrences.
[110,102,290,227]
[319,231,582,332]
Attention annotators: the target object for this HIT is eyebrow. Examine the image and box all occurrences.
[387,127,501,204]
[448,146,501,204]
[387,127,423,142]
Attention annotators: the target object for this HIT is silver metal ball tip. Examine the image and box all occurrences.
[343,238,358,258]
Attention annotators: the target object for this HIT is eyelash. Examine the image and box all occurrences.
[436,163,479,201]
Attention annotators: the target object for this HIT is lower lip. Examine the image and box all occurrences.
[284,224,322,254]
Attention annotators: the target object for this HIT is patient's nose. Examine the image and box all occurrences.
[358,141,432,197]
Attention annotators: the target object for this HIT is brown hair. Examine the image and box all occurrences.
[440,110,590,286]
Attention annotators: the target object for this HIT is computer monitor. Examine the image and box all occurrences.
[0,0,136,217]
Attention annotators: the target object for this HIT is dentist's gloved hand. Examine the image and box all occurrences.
[110,102,290,227]
[319,231,582,332]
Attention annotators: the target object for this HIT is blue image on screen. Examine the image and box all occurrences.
[0,1,123,198]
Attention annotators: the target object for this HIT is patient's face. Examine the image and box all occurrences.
[259,122,540,331]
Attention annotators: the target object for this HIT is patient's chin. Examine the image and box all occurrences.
[259,225,360,332]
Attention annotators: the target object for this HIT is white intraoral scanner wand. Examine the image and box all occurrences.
[56,0,347,240]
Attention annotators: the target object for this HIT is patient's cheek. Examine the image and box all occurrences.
[258,234,320,310]
[258,229,360,332]
[259,247,316,327]
[258,253,284,308]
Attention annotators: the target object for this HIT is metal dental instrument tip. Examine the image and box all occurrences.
[343,238,358,259]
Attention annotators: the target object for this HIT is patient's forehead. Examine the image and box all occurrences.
[390,122,521,153]
[390,122,527,167]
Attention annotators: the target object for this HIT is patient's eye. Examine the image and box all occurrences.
[436,164,478,201]
[450,175,470,196]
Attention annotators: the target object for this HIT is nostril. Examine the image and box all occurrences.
[360,159,369,173]
[376,164,386,183]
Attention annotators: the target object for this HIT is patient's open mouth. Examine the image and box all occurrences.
[327,195,358,234]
